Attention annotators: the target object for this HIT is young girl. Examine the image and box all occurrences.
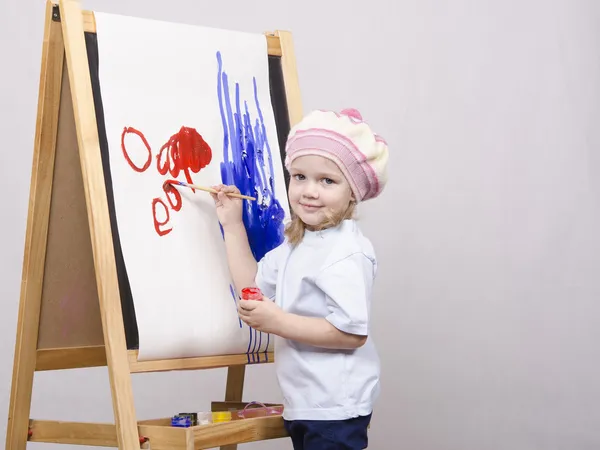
[211,108,389,449]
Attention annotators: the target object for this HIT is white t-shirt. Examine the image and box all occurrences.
[255,219,381,421]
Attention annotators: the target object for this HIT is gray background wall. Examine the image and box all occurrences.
[2,0,599,449]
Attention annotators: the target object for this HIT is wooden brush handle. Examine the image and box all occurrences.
[187,183,256,201]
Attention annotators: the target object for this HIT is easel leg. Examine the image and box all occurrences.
[5,2,64,449]
[220,365,246,450]
[58,0,140,448]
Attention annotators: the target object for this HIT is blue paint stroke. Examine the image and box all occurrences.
[216,50,285,356]
[246,346,269,365]
[229,284,242,328]
[216,51,285,262]
[256,330,263,354]
[264,334,270,357]
[246,327,254,359]
[251,329,260,356]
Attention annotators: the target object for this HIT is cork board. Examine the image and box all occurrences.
[37,61,104,349]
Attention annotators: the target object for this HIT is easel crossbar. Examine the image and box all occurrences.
[35,346,276,373]
[66,8,284,56]
[28,416,288,449]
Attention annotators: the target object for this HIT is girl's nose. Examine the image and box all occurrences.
[302,183,319,198]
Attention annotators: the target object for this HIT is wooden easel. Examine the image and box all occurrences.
[5,0,303,448]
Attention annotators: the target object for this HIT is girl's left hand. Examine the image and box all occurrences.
[237,298,285,334]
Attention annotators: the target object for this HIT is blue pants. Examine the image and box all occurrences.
[283,414,372,449]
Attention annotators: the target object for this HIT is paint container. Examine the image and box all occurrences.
[212,411,232,423]
[231,402,284,420]
[172,412,213,427]
[171,415,192,427]
[178,412,198,426]
[241,287,263,300]
[196,412,212,425]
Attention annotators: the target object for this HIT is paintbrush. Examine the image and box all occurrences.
[164,179,256,201]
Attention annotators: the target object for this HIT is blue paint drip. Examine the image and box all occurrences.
[216,51,285,356]
[252,330,259,354]
[265,334,270,357]
[246,327,254,357]
[215,51,285,262]
[229,284,242,328]
[257,331,263,354]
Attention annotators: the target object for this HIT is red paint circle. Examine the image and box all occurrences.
[121,127,152,172]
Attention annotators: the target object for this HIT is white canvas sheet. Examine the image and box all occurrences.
[94,12,290,361]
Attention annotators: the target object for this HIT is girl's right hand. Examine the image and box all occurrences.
[211,184,243,229]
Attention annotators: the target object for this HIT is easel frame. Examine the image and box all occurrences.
[5,0,303,448]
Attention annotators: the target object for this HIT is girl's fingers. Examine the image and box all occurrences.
[239,300,259,311]
[222,185,241,195]
[217,191,230,204]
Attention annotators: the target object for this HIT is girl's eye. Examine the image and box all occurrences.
[323,178,334,185]
[294,174,305,181]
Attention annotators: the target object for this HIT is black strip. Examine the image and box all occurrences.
[85,32,139,349]
[268,55,292,190]
[84,33,292,350]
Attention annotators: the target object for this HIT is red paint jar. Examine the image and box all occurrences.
[241,287,263,300]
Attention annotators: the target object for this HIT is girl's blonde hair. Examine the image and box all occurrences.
[284,201,357,246]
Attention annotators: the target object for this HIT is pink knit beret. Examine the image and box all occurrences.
[284,108,389,202]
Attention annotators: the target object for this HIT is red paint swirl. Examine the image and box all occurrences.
[163,180,182,212]
[152,197,172,236]
[156,126,212,186]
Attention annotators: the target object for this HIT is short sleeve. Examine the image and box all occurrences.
[315,253,376,336]
[255,242,287,300]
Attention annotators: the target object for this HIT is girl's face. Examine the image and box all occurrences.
[287,155,354,227]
